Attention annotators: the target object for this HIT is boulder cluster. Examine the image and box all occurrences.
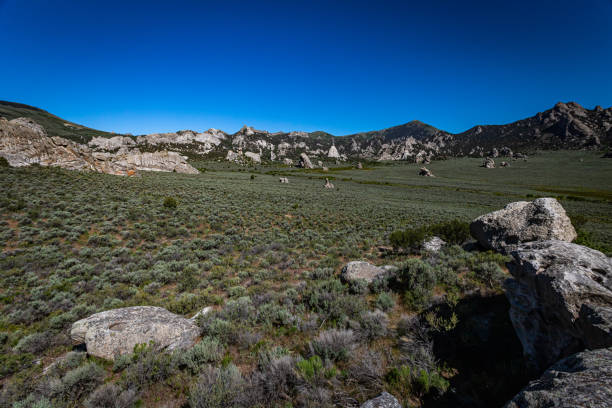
[470,197,612,406]
[0,117,198,175]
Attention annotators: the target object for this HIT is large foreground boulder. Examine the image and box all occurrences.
[504,347,612,408]
[470,198,576,253]
[360,392,401,408]
[71,306,208,360]
[504,240,612,370]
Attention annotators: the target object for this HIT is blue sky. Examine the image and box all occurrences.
[1,0,611,135]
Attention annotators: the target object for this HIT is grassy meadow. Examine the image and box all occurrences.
[0,151,610,408]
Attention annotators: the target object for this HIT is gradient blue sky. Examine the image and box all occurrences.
[1,0,611,135]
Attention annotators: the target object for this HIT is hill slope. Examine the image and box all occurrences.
[1,100,610,164]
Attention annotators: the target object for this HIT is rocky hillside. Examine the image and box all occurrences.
[1,100,610,173]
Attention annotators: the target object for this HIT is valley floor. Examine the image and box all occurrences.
[0,151,610,407]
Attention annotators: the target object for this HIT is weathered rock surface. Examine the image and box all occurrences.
[283,158,294,166]
[0,117,198,175]
[341,261,387,283]
[324,178,334,189]
[470,198,577,253]
[504,348,612,408]
[418,167,434,177]
[360,391,401,408]
[70,306,208,360]
[298,152,314,169]
[505,240,612,370]
[501,161,509,167]
[279,177,289,184]
[244,151,261,164]
[482,157,495,168]
[328,144,340,158]
[422,236,446,252]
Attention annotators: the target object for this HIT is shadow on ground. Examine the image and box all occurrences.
[424,294,537,408]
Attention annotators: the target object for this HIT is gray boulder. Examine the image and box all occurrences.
[360,392,401,408]
[298,153,314,169]
[71,306,210,360]
[470,198,577,253]
[324,178,334,189]
[341,261,387,284]
[482,157,495,168]
[418,167,434,177]
[422,236,446,252]
[505,240,612,371]
[504,348,612,408]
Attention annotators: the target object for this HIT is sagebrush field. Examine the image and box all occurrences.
[1,151,610,408]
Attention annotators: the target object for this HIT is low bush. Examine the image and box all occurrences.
[359,310,389,341]
[188,364,245,408]
[163,196,178,209]
[375,292,395,311]
[395,259,436,310]
[309,329,357,362]
[84,383,137,408]
[178,337,224,374]
[61,362,106,400]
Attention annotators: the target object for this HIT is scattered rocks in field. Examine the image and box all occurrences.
[469,198,577,253]
[70,306,210,360]
[514,153,528,161]
[360,391,402,408]
[504,240,612,371]
[357,162,363,169]
[481,157,496,168]
[324,177,335,189]
[422,236,446,252]
[283,158,294,166]
[298,152,314,169]
[504,348,612,408]
[322,166,329,172]
[279,177,289,184]
[500,146,513,157]
[501,161,509,167]
[489,147,499,158]
[317,160,323,168]
[418,167,434,177]
[341,261,387,284]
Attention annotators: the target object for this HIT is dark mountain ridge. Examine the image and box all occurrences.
[1,100,610,163]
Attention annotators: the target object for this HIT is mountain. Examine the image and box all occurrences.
[1,100,611,174]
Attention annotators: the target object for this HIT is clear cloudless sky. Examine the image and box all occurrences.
[1,0,611,135]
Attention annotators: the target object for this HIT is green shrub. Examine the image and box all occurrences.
[163,196,178,209]
[178,337,224,374]
[188,364,245,408]
[375,292,395,311]
[309,329,356,361]
[61,362,106,400]
[0,156,10,167]
[84,383,137,408]
[296,355,323,381]
[473,261,505,288]
[389,227,427,251]
[396,259,436,310]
